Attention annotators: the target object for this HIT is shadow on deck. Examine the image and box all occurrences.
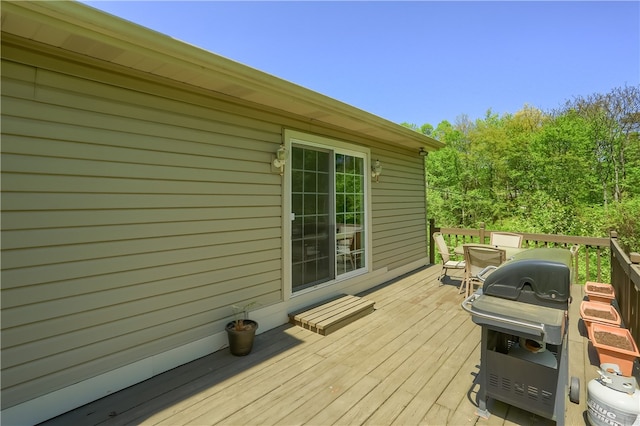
[41,265,593,425]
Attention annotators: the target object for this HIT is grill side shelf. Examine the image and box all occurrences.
[461,293,566,345]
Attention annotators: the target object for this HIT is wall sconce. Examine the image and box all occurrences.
[273,144,287,175]
[371,159,382,183]
[419,147,428,157]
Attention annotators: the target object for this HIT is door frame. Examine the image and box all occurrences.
[282,129,373,300]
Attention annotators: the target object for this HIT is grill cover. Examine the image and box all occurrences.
[482,248,572,309]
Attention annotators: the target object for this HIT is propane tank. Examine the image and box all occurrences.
[587,364,640,426]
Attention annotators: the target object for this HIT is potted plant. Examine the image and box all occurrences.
[225,302,258,356]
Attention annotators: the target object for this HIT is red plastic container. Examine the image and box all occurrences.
[584,281,615,304]
[590,323,639,377]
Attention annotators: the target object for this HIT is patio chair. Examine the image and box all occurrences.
[570,244,580,257]
[433,232,465,283]
[490,231,523,248]
[337,235,355,269]
[570,244,579,284]
[461,244,506,297]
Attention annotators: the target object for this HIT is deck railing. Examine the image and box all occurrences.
[428,219,610,283]
[428,219,640,347]
[610,232,640,347]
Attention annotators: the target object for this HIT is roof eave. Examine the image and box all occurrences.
[1,0,444,151]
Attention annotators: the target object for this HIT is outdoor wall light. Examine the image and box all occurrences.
[371,159,382,183]
[273,144,287,175]
[419,147,428,157]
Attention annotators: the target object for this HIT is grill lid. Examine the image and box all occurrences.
[482,248,572,308]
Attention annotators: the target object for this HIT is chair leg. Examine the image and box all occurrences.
[458,277,466,295]
[467,279,480,297]
[438,266,446,282]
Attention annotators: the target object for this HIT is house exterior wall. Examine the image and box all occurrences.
[371,149,428,270]
[1,36,429,424]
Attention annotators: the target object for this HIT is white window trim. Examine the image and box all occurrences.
[282,129,373,301]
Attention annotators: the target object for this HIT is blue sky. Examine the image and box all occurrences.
[82,1,639,127]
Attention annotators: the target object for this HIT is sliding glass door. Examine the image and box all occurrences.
[290,142,367,293]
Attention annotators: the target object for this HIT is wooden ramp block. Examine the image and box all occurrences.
[288,294,375,336]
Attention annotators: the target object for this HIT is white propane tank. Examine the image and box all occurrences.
[587,365,640,426]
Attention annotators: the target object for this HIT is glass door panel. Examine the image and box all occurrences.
[291,146,332,292]
[335,154,365,276]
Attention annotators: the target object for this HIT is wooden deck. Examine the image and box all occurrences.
[41,265,598,425]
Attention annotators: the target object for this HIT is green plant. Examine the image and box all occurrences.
[231,302,258,331]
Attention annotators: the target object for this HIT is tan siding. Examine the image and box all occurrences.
[374,218,426,235]
[373,207,426,221]
[1,33,431,414]
[3,277,282,382]
[2,144,277,185]
[2,236,281,289]
[1,61,36,99]
[2,227,280,270]
[1,54,284,408]
[3,102,278,171]
[370,149,428,271]
[2,192,281,211]
[2,205,282,230]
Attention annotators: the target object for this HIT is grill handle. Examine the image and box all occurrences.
[476,265,498,282]
[461,293,546,338]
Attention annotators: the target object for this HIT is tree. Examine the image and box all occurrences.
[562,85,640,205]
[413,85,639,252]
[530,110,595,205]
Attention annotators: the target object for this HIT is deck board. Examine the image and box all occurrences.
[40,265,594,426]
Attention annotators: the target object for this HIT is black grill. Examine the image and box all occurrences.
[462,248,577,424]
[482,248,572,308]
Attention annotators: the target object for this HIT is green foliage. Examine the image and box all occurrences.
[421,85,640,254]
[606,198,640,253]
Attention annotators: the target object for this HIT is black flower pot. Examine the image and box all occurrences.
[225,319,258,356]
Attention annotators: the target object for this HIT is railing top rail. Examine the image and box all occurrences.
[438,227,479,237]
[429,220,613,287]
[611,235,640,291]
[518,233,609,247]
[435,227,609,248]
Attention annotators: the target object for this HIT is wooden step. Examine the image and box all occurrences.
[288,294,375,336]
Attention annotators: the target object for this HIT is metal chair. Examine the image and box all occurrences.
[489,232,523,248]
[462,244,506,297]
[433,232,465,283]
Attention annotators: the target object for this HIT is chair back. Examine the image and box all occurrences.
[463,244,506,278]
[433,232,451,263]
[490,232,523,248]
[337,236,353,254]
[570,244,580,256]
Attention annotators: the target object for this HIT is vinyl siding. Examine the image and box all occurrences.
[1,54,284,408]
[1,39,429,413]
[371,149,428,270]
